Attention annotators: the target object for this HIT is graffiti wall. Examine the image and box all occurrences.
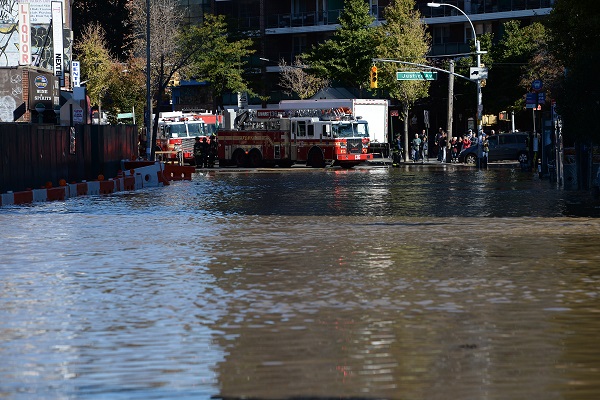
[0,68,23,122]
[0,0,71,71]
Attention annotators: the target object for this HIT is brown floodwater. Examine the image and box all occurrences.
[1,166,599,399]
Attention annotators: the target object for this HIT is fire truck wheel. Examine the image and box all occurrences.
[233,150,248,167]
[307,148,325,168]
[248,149,263,168]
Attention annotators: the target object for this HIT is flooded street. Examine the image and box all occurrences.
[1,166,600,399]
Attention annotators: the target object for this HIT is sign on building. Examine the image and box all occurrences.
[51,1,63,86]
[18,2,31,66]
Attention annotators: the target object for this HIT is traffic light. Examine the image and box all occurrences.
[370,66,378,89]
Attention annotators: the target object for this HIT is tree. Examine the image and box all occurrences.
[278,57,329,99]
[302,0,376,92]
[127,0,206,160]
[104,56,147,125]
[485,21,561,118]
[73,23,114,121]
[183,14,256,111]
[375,0,430,161]
[546,0,600,142]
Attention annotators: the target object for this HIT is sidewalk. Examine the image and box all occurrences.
[365,156,521,168]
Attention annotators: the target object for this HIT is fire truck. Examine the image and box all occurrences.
[156,111,221,164]
[217,108,374,168]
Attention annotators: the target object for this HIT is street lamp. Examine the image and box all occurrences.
[427,2,483,131]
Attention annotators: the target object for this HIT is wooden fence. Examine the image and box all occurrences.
[1,124,138,193]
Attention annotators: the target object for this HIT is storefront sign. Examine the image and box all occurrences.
[19,2,31,66]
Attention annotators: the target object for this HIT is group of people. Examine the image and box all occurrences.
[404,129,429,162]
[402,127,493,166]
[437,128,492,166]
[193,135,218,168]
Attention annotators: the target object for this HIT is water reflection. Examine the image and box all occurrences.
[1,167,600,399]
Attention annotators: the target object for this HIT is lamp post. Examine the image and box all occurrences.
[145,0,152,160]
[427,2,482,131]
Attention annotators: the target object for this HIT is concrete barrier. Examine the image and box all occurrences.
[1,160,185,207]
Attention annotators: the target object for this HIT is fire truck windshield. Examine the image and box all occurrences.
[333,122,369,138]
[166,124,187,138]
[187,122,205,136]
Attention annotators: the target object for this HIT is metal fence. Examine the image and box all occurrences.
[0,124,138,193]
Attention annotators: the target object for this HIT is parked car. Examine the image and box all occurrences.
[459,132,529,165]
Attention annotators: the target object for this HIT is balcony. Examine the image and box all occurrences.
[227,6,386,33]
[231,2,553,34]
[418,0,555,17]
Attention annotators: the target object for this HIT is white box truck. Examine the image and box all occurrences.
[278,98,390,154]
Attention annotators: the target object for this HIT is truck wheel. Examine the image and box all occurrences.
[307,148,325,168]
[248,149,263,168]
[233,149,248,167]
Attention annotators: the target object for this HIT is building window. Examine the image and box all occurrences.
[293,35,307,57]
[433,26,450,45]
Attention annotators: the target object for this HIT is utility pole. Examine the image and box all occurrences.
[446,59,455,161]
[145,0,152,160]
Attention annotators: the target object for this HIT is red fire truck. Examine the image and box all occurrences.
[156,112,221,164]
[217,108,373,168]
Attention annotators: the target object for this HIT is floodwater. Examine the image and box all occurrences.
[1,165,600,400]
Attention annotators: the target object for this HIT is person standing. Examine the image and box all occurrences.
[532,131,540,170]
[482,133,489,167]
[208,134,218,168]
[419,129,428,162]
[200,137,210,168]
[193,137,203,167]
[411,133,421,162]
[436,128,444,161]
[439,131,447,163]
[451,137,458,163]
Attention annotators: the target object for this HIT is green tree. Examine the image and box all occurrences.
[485,21,561,118]
[128,0,214,159]
[183,14,256,111]
[546,0,600,142]
[451,32,492,128]
[375,0,430,160]
[302,0,376,92]
[104,56,147,125]
[73,23,114,122]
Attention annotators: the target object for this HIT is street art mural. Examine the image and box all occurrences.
[0,0,71,71]
[0,68,22,121]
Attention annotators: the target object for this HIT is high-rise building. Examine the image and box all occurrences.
[202,0,554,102]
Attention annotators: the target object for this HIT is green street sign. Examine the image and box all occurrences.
[396,71,437,81]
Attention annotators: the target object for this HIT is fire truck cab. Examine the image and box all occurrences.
[156,112,218,164]
[217,109,373,168]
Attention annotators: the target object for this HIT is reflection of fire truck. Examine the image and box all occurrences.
[217,108,373,168]
[156,111,221,164]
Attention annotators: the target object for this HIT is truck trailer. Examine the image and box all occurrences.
[278,98,389,155]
